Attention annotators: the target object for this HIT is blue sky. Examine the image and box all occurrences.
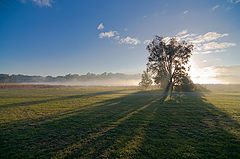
[0,0,240,83]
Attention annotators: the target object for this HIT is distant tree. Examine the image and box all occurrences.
[146,36,194,98]
[0,74,10,83]
[139,70,153,89]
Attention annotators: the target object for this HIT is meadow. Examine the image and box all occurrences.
[0,85,240,158]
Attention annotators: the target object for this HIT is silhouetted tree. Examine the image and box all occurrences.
[146,36,194,98]
[139,70,153,89]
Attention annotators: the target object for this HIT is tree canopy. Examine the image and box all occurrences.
[146,36,194,97]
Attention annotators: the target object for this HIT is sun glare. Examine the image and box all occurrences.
[188,58,222,84]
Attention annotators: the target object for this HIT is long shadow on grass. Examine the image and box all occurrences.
[0,91,240,159]
[0,90,121,109]
[134,92,240,159]
[55,92,240,159]
[0,91,159,158]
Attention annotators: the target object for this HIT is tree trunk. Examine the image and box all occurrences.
[169,82,174,99]
[162,75,174,101]
[164,80,171,94]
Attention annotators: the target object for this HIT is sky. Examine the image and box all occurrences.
[0,0,240,84]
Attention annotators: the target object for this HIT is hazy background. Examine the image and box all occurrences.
[0,0,240,84]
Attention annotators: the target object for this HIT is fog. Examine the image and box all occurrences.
[25,79,141,86]
[0,73,141,86]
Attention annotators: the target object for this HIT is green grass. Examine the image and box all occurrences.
[0,87,240,158]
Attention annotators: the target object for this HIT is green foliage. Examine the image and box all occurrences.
[139,71,153,89]
[146,36,194,94]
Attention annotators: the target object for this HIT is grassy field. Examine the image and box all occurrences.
[0,85,240,158]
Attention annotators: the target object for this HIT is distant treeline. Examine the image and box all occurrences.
[0,73,141,83]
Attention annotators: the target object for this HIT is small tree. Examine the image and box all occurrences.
[139,70,153,89]
[146,36,194,98]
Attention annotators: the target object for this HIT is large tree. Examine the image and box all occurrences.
[146,36,194,98]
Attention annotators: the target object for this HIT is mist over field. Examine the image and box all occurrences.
[1,0,240,158]
[22,80,140,86]
[2,73,240,89]
[0,73,141,86]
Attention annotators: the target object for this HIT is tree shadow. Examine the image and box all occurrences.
[0,90,121,109]
[0,91,158,158]
[135,92,240,159]
[0,91,239,159]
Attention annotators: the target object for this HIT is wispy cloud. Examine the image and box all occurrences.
[176,30,236,54]
[177,29,188,36]
[120,36,141,45]
[179,33,197,39]
[114,36,120,40]
[19,0,53,7]
[183,10,189,14]
[194,49,226,55]
[212,5,220,11]
[191,32,228,43]
[27,0,54,7]
[98,31,118,38]
[200,42,236,50]
[97,23,104,30]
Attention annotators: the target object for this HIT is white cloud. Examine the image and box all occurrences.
[200,42,236,50]
[143,40,151,45]
[120,36,141,45]
[193,40,236,54]
[191,32,228,43]
[175,31,236,55]
[98,31,118,38]
[114,36,120,40]
[97,23,104,30]
[178,33,197,40]
[183,10,189,14]
[212,5,220,11]
[177,30,188,36]
[97,25,140,46]
[193,49,226,55]
[32,0,53,7]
